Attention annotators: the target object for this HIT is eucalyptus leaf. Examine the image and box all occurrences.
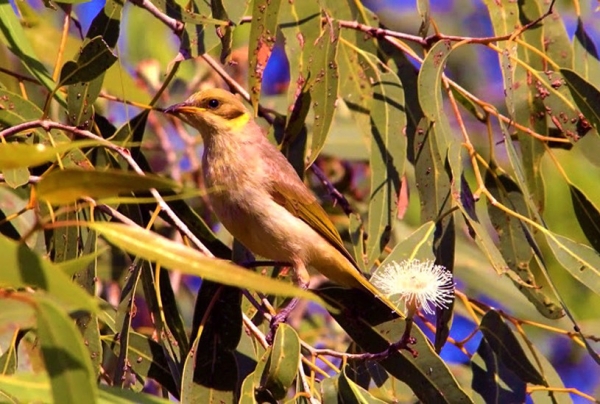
[88,222,328,306]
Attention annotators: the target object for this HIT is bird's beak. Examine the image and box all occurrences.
[163,102,197,116]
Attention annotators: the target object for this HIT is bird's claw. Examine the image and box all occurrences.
[389,336,418,358]
[266,312,287,345]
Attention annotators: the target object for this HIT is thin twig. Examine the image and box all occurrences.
[311,163,353,215]
[128,0,184,35]
[0,174,40,184]
[0,67,38,84]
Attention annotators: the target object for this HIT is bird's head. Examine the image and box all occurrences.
[164,88,251,137]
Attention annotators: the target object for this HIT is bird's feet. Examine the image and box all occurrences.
[265,293,305,344]
[388,333,418,358]
[266,310,290,345]
[389,318,418,357]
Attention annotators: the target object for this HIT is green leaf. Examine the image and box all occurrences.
[182,282,241,403]
[479,310,546,386]
[364,54,406,267]
[0,186,35,242]
[482,0,538,139]
[485,168,563,319]
[450,86,486,122]
[412,119,456,350]
[535,70,586,142]
[0,140,100,170]
[59,36,117,86]
[561,68,600,134]
[239,347,271,404]
[98,384,172,404]
[210,0,233,63]
[87,0,122,48]
[572,18,600,88]
[265,324,300,400]
[247,0,282,113]
[306,22,340,166]
[1,168,29,188]
[104,332,179,398]
[87,222,328,305]
[56,249,105,277]
[418,40,454,147]
[0,1,60,100]
[149,266,189,359]
[512,0,547,212]
[541,7,573,68]
[36,297,98,404]
[278,0,321,108]
[527,345,573,404]
[36,168,181,204]
[0,89,44,136]
[277,0,321,172]
[569,183,600,253]
[0,234,96,312]
[0,373,51,403]
[417,0,430,37]
[112,261,144,389]
[545,232,600,296]
[322,366,387,403]
[172,0,227,58]
[0,332,17,375]
[66,77,102,127]
[378,221,436,267]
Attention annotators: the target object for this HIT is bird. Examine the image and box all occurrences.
[165,88,403,340]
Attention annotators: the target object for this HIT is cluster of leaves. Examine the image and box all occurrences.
[0,0,599,402]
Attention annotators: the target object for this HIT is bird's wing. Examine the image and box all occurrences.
[269,163,360,269]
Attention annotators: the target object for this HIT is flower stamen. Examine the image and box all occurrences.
[370,259,455,318]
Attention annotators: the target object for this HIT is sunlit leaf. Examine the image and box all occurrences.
[265,324,300,400]
[36,168,181,204]
[87,222,328,305]
[485,168,563,319]
[36,297,98,403]
[364,53,406,267]
[0,140,100,170]
[573,18,600,88]
[0,1,60,100]
[247,0,282,113]
[0,234,96,312]
[0,373,51,403]
[306,23,340,166]
[545,232,600,296]
[378,221,436,267]
[561,68,600,134]
[239,346,271,403]
[0,89,44,136]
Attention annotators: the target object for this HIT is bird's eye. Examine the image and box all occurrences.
[207,99,220,109]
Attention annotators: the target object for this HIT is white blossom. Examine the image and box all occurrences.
[370,259,455,317]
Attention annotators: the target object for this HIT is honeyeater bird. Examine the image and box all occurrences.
[165,88,403,335]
